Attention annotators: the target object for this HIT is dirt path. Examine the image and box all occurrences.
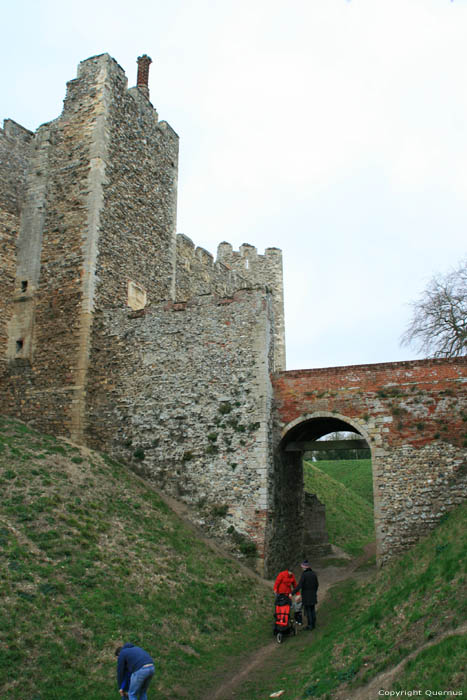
[135,472,377,699]
[205,547,375,700]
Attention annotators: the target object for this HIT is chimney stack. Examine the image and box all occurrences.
[136,54,152,100]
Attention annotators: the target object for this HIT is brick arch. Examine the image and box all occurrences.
[269,357,467,572]
[280,410,374,448]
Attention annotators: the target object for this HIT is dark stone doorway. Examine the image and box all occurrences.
[266,415,372,576]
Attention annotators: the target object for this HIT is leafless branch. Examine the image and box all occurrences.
[400,258,467,358]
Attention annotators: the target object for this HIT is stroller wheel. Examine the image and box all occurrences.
[276,632,283,644]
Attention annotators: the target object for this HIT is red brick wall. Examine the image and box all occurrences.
[273,357,467,449]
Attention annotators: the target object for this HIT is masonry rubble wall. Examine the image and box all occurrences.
[85,288,276,563]
[97,62,179,309]
[0,76,96,435]
[0,119,33,381]
[273,357,467,565]
[303,492,332,557]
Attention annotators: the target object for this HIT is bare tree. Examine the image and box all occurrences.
[401,258,467,358]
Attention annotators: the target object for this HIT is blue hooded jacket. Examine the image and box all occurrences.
[117,643,154,688]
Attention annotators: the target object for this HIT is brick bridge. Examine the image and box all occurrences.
[267,357,467,571]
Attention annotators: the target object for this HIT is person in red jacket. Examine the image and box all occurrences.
[273,568,297,599]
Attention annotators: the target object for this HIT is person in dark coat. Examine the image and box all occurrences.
[292,560,319,631]
[115,643,155,700]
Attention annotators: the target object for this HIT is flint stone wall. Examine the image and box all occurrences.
[85,288,276,558]
[0,120,33,380]
[1,52,465,573]
[375,442,466,559]
[217,242,285,371]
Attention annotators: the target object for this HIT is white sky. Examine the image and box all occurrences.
[2,0,466,370]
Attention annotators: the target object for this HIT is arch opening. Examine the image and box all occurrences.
[267,414,375,576]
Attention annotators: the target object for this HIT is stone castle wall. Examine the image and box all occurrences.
[0,120,33,381]
[174,237,285,373]
[217,242,285,371]
[0,53,286,570]
[85,288,276,557]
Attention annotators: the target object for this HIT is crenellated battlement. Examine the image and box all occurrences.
[173,236,285,368]
[175,233,248,300]
[217,242,285,370]
[217,241,282,262]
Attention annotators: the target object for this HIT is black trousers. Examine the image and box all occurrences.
[304,604,316,629]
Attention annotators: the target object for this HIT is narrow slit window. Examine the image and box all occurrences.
[16,339,24,353]
[21,281,28,293]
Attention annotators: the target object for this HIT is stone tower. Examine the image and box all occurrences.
[1,54,179,442]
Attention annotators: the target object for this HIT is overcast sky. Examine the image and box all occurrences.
[2,0,466,370]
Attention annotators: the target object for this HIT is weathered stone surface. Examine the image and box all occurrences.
[0,119,33,382]
[86,288,275,559]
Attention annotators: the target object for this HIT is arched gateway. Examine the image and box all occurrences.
[267,358,467,576]
[269,411,374,573]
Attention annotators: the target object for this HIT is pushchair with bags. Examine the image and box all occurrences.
[273,593,296,643]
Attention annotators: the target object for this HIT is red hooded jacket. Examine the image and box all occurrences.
[273,570,297,595]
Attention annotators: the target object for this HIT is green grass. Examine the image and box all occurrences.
[312,458,374,504]
[0,416,272,699]
[303,460,375,556]
[225,502,467,699]
[392,634,467,692]
[2,416,465,699]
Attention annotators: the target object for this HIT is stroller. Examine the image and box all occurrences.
[273,593,296,643]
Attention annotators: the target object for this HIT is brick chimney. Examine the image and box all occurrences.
[137,54,152,100]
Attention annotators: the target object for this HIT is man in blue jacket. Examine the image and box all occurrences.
[115,643,155,700]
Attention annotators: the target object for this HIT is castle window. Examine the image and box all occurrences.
[21,281,28,293]
[245,259,250,270]
[16,339,24,353]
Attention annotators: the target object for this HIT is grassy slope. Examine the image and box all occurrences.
[0,416,272,699]
[312,458,374,505]
[303,460,375,556]
[233,502,467,698]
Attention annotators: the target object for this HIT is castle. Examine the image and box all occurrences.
[1,54,466,575]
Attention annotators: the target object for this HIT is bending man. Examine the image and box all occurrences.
[115,643,155,700]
